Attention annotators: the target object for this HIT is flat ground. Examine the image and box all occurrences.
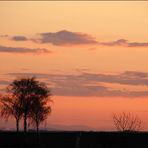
[0,131,147,148]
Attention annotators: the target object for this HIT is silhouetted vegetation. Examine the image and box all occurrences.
[113,112,142,132]
[29,95,52,133]
[0,95,23,132]
[0,77,52,132]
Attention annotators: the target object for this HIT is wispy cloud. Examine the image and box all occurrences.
[2,31,148,48]
[7,71,148,97]
[11,35,28,41]
[78,71,148,86]
[0,80,10,85]
[37,30,148,47]
[100,39,148,47]
[0,35,8,38]
[36,30,98,46]
[0,45,50,54]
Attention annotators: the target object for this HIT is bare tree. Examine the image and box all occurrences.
[0,95,23,132]
[113,112,142,132]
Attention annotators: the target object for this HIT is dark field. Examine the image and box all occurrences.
[0,131,148,148]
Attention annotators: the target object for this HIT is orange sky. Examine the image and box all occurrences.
[0,1,148,131]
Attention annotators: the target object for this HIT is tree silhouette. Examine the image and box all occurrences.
[0,95,23,132]
[29,98,52,132]
[113,112,142,132]
[7,77,51,132]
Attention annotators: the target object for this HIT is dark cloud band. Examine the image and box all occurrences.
[100,39,148,47]
[6,30,148,48]
[7,71,148,97]
[37,30,98,45]
[11,36,28,41]
[0,45,50,54]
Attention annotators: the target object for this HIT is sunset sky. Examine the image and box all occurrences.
[1,1,148,131]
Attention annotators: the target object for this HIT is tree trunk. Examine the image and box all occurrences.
[36,122,40,146]
[16,119,19,132]
[24,113,27,133]
[36,122,39,133]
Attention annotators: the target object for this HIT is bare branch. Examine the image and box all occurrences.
[113,112,142,132]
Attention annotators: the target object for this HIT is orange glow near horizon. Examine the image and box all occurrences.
[2,96,148,131]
